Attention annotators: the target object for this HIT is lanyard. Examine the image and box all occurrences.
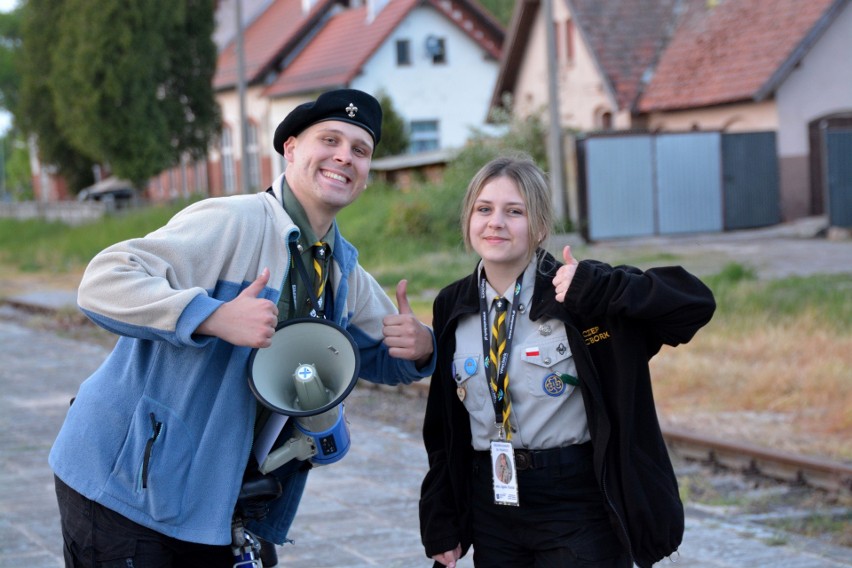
[478,270,524,438]
[287,240,331,319]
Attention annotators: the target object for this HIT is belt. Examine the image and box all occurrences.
[475,442,592,471]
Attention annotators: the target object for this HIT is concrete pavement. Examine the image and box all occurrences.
[1,310,851,567]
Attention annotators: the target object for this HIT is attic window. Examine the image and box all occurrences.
[396,39,411,66]
[426,35,446,64]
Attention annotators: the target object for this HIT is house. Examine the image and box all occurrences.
[491,0,852,230]
[208,0,504,196]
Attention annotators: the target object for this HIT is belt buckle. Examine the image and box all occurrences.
[515,450,531,471]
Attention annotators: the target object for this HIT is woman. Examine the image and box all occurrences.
[419,155,715,568]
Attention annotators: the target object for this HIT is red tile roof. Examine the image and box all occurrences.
[639,0,846,111]
[214,0,337,90]
[264,0,504,98]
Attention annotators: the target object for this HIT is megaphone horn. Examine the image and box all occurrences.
[247,318,361,473]
[248,318,360,417]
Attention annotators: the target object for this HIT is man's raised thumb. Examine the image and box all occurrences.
[242,267,270,298]
[395,279,413,314]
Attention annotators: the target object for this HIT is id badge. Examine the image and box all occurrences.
[490,440,519,506]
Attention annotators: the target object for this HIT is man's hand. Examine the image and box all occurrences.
[196,268,279,347]
[552,245,579,303]
[382,279,433,367]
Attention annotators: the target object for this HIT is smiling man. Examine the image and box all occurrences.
[49,89,436,567]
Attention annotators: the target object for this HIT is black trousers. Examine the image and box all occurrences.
[55,475,233,568]
[470,449,632,568]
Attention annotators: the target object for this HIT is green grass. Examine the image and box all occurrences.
[2,194,851,334]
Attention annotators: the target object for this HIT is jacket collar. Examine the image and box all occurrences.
[446,250,570,325]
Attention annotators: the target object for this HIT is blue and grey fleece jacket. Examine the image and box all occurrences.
[49,174,435,545]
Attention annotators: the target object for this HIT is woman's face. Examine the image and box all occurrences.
[468,176,531,274]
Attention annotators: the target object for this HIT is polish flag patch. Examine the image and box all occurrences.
[524,347,540,357]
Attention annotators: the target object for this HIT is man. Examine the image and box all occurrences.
[50,89,436,566]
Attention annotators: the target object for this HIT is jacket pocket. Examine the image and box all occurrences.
[106,397,194,522]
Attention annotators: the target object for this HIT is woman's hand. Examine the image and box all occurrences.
[553,245,579,303]
[432,544,462,567]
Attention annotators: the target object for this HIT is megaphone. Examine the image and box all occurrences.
[248,318,360,474]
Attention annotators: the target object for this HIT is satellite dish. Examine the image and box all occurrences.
[425,35,444,57]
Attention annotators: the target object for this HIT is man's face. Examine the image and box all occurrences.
[283,120,374,217]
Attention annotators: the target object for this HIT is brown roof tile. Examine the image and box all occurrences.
[639,0,844,111]
[214,0,336,90]
[568,0,684,110]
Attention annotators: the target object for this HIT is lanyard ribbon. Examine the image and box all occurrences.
[478,271,524,440]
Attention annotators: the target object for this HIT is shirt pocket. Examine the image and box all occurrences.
[452,353,489,412]
[517,331,578,399]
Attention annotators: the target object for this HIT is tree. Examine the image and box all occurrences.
[18,0,96,192]
[18,0,220,191]
[373,90,409,159]
[50,0,220,186]
[0,8,22,114]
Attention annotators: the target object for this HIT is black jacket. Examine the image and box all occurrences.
[419,251,716,567]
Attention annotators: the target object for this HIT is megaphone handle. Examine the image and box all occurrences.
[259,430,316,474]
[252,413,289,467]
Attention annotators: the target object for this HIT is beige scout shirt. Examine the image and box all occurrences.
[453,259,591,451]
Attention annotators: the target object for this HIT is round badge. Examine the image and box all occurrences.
[464,357,477,376]
[542,373,566,397]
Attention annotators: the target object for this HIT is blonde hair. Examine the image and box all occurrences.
[460,154,553,260]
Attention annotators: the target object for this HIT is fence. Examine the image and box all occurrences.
[0,201,107,226]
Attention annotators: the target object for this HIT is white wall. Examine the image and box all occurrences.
[352,4,501,150]
[776,1,852,156]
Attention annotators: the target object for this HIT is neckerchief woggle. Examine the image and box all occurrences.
[478,269,524,441]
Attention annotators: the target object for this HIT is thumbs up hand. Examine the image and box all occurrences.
[553,246,579,303]
[196,268,279,347]
[382,279,434,367]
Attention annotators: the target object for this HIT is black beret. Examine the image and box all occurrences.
[273,89,383,156]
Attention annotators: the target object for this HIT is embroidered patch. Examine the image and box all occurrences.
[524,347,540,357]
[542,373,566,397]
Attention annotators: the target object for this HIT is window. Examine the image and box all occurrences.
[221,126,236,195]
[555,19,574,63]
[563,20,574,62]
[409,120,439,153]
[396,39,411,66]
[425,36,446,64]
[246,121,261,191]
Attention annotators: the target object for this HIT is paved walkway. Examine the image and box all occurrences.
[1,314,851,567]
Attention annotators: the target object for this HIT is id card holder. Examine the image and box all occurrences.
[490,440,519,506]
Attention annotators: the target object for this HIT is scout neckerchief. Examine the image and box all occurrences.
[288,239,331,320]
[478,270,523,441]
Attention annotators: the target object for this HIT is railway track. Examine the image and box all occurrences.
[663,426,852,494]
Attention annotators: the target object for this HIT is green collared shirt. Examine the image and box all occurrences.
[278,181,336,320]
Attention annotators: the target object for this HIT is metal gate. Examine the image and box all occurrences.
[826,129,852,228]
[722,132,781,230]
[580,131,780,240]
